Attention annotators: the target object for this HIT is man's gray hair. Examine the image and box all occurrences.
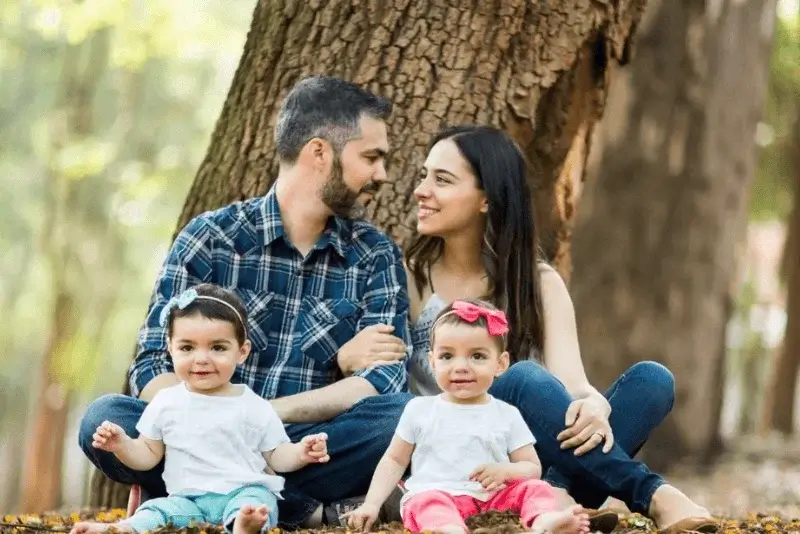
[274,75,392,164]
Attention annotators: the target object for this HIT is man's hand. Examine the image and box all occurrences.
[92,421,130,453]
[336,324,407,375]
[299,433,330,464]
[470,463,516,492]
[343,502,382,532]
[557,397,615,455]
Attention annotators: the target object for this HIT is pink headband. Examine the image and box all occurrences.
[432,300,509,337]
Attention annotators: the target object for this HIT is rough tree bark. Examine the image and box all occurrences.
[90,0,649,508]
[572,0,776,469]
[762,112,800,434]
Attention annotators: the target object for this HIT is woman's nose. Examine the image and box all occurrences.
[414,179,431,199]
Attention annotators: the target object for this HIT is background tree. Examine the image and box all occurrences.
[760,9,800,435]
[571,0,777,469]
[0,0,253,512]
[90,0,650,508]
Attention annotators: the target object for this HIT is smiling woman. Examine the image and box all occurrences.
[402,124,718,534]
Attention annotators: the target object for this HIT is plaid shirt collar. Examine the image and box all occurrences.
[258,187,351,257]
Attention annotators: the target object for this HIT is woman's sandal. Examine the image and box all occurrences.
[585,508,619,533]
[657,517,719,534]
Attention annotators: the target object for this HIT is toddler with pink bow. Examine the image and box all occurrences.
[344,299,590,534]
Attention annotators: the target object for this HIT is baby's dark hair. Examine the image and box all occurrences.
[429,298,507,351]
[163,283,248,345]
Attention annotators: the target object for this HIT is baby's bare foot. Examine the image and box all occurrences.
[530,506,590,534]
[233,504,269,534]
[70,522,134,534]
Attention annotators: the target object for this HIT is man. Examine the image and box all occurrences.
[79,76,412,529]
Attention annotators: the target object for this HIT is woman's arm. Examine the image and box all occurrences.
[538,265,610,415]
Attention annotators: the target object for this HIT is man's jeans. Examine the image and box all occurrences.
[78,392,413,529]
[489,361,674,515]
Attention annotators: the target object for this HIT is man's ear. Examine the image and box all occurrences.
[303,138,332,169]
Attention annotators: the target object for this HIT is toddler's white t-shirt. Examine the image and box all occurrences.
[136,382,290,496]
[396,395,535,503]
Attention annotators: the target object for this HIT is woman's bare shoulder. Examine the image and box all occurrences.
[536,262,575,310]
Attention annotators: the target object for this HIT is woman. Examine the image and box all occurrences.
[404,125,717,534]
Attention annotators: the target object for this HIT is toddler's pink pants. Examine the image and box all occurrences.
[402,479,559,532]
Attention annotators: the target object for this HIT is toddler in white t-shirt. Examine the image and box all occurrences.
[71,284,329,534]
[344,299,590,534]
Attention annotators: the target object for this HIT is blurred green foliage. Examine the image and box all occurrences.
[0,0,255,429]
[751,10,799,221]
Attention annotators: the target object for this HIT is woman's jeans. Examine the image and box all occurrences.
[489,361,674,515]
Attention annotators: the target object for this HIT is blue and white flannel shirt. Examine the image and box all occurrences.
[128,187,411,399]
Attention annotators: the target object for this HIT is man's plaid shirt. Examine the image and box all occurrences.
[128,187,411,399]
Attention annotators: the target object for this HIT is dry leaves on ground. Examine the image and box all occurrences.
[4,438,800,534]
[2,510,800,534]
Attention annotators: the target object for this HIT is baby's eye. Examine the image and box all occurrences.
[438,353,452,360]
[211,345,227,351]
[178,345,193,352]
[471,353,487,360]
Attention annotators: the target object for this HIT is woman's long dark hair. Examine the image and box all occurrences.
[405,125,546,362]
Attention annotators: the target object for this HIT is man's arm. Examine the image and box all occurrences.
[271,241,411,424]
[271,376,376,423]
[129,217,213,399]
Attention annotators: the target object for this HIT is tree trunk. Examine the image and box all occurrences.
[762,115,800,434]
[19,291,75,512]
[91,0,649,508]
[571,0,776,469]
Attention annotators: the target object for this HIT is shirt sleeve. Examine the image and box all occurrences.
[507,406,536,452]
[135,391,168,440]
[128,216,215,397]
[394,398,421,444]
[351,240,411,395]
[254,396,291,452]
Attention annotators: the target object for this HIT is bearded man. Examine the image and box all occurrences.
[79,76,412,530]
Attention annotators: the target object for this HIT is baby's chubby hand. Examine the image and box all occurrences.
[300,432,329,464]
[92,421,129,453]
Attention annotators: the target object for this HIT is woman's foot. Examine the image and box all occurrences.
[530,505,590,534]
[649,485,718,533]
[233,504,269,534]
[70,522,134,534]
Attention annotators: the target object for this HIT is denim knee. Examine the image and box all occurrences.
[625,361,675,415]
[496,361,562,396]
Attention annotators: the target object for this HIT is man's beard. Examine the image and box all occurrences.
[320,156,379,219]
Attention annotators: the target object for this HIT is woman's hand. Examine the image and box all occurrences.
[557,397,614,455]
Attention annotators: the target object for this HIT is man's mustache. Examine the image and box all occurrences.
[359,182,382,195]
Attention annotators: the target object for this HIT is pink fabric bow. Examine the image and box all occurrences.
[451,300,509,337]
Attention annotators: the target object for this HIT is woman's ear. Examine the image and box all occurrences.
[480,196,489,214]
[238,340,252,365]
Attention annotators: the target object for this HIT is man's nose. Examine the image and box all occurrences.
[374,162,388,183]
